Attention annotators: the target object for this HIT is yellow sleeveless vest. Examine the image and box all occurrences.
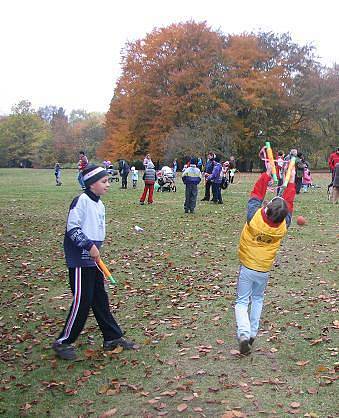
[238,209,287,272]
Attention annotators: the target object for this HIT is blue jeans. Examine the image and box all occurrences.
[235,265,269,339]
[78,171,85,188]
[211,182,222,202]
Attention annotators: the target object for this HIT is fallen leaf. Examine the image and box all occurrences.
[307,387,318,394]
[310,338,322,346]
[84,349,96,359]
[296,360,309,367]
[221,411,246,418]
[64,388,77,395]
[290,402,301,408]
[316,365,329,373]
[177,403,188,412]
[83,370,92,377]
[160,390,177,397]
[99,408,117,417]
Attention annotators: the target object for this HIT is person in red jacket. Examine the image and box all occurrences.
[328,147,339,181]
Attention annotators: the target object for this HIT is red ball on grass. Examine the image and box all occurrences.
[296,215,306,226]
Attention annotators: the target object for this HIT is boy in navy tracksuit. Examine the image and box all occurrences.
[52,165,139,360]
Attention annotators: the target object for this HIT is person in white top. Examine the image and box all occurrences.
[143,154,152,169]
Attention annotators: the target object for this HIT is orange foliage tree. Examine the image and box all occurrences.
[100,22,318,163]
[99,21,228,161]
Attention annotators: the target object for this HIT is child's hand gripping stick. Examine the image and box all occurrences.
[97,259,117,285]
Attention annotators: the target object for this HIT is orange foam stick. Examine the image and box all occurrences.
[97,259,117,285]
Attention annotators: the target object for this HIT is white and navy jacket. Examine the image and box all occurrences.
[63,190,105,268]
[182,165,202,185]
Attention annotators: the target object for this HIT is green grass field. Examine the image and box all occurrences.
[0,168,337,418]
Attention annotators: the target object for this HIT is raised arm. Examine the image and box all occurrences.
[247,172,271,223]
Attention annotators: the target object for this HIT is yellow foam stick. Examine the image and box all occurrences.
[97,259,117,285]
[265,141,278,185]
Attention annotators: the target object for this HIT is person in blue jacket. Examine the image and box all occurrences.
[208,156,223,204]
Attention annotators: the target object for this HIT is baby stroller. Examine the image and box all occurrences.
[107,165,120,183]
[157,166,176,192]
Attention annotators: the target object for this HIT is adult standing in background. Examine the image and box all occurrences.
[119,159,130,189]
[77,150,89,190]
[201,152,215,201]
[208,156,223,204]
[328,147,339,182]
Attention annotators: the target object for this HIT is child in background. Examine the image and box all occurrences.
[182,157,202,213]
[55,163,62,186]
[52,164,139,360]
[221,161,230,190]
[234,162,296,355]
[140,162,157,205]
[276,151,285,195]
[77,151,89,190]
[229,168,237,184]
[131,166,138,188]
[302,167,312,192]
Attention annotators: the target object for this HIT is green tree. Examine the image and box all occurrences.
[0,101,51,167]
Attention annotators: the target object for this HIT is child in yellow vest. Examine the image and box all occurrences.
[235,163,296,355]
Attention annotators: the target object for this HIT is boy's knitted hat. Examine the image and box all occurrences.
[190,157,198,165]
[82,164,108,188]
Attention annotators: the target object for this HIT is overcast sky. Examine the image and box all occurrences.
[1,0,338,115]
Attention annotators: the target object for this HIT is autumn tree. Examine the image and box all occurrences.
[221,32,318,159]
[298,65,339,166]
[102,22,323,164]
[100,21,228,161]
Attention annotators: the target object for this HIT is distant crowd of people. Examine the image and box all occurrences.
[52,147,339,202]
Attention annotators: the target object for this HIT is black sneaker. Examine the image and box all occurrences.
[103,337,140,351]
[52,341,77,360]
[249,337,255,346]
[238,336,251,355]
